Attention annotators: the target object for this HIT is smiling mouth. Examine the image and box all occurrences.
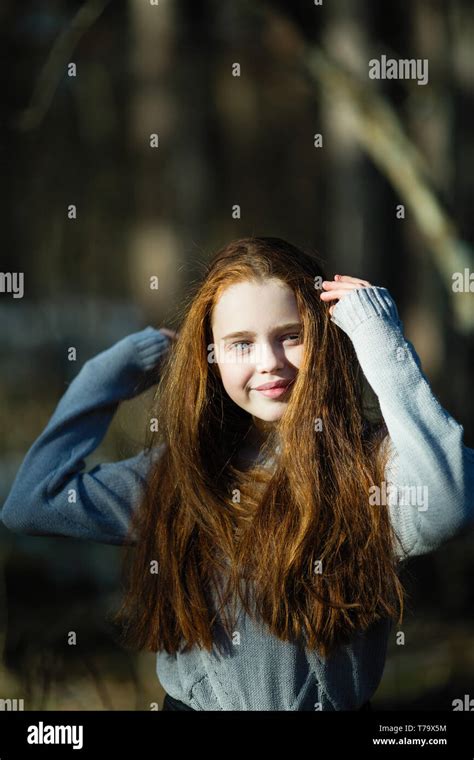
[253,380,294,398]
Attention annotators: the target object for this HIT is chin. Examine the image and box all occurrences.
[251,405,286,422]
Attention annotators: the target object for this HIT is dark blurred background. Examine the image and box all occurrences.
[0,0,473,710]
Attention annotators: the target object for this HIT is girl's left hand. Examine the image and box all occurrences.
[320,274,373,316]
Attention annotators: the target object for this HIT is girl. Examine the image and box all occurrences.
[2,237,474,711]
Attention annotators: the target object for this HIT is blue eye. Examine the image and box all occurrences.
[229,334,301,351]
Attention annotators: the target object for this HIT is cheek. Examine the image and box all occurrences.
[293,346,304,369]
[217,363,252,396]
[288,345,304,369]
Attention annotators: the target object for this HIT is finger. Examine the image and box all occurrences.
[319,286,360,301]
[335,274,372,287]
[322,280,360,290]
[320,290,353,300]
[160,328,179,341]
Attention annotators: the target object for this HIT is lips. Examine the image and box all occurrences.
[254,379,293,391]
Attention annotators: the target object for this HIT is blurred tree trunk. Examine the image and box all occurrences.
[128,0,181,323]
[321,0,373,280]
[128,0,220,323]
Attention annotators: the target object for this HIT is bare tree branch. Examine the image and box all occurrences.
[254,2,473,332]
[15,0,112,132]
[303,46,473,332]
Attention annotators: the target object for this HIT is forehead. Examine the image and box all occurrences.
[211,279,299,333]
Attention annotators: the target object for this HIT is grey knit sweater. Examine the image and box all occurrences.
[2,286,473,710]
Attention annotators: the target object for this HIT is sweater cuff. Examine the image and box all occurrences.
[329,286,402,337]
[128,326,171,372]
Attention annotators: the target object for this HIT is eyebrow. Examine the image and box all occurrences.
[221,322,302,341]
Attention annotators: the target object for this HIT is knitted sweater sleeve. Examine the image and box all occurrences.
[330,286,474,562]
[0,327,169,545]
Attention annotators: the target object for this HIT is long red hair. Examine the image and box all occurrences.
[113,237,406,659]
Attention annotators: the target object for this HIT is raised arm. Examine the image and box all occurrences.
[1,326,170,545]
[330,286,474,562]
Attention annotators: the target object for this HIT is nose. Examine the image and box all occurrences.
[255,341,285,373]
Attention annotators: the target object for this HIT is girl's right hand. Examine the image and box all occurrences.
[122,326,178,398]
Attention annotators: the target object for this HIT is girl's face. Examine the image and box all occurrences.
[211,278,304,422]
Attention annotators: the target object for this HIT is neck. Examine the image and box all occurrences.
[249,416,274,445]
[234,418,278,470]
